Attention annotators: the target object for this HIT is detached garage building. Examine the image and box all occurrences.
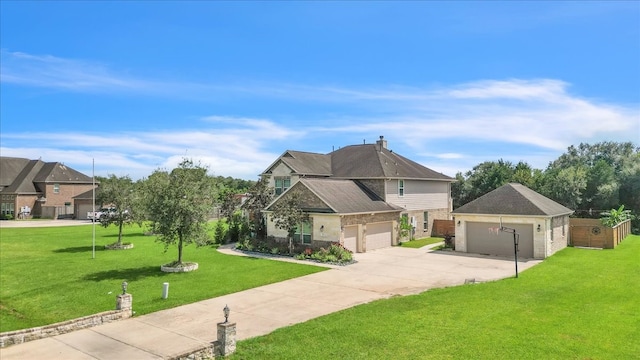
[452,183,573,260]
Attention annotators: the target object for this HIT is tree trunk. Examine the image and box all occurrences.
[178,232,183,264]
[117,220,124,246]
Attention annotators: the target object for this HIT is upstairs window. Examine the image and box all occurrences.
[274,177,291,196]
[53,183,60,194]
[398,179,404,197]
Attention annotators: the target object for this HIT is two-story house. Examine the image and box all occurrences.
[0,157,95,219]
[261,136,454,252]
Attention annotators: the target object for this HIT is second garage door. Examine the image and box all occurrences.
[466,222,534,258]
[343,225,358,253]
[366,222,392,251]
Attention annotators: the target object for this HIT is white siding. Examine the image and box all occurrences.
[386,179,448,210]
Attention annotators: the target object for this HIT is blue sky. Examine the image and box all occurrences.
[1,1,639,180]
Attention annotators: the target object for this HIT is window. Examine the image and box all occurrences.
[1,202,14,216]
[53,183,60,194]
[398,179,404,197]
[274,177,291,196]
[423,211,429,231]
[294,221,312,244]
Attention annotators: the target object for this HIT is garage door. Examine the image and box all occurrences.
[343,225,358,253]
[76,204,94,220]
[466,222,534,258]
[366,222,392,251]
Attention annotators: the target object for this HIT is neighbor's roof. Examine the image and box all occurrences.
[452,183,573,216]
[330,144,453,181]
[0,157,45,193]
[33,162,93,183]
[0,157,94,194]
[267,178,403,214]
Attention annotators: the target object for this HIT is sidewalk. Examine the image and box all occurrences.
[0,245,540,359]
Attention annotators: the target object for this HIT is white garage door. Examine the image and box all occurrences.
[366,222,392,251]
[343,225,358,253]
[466,222,534,258]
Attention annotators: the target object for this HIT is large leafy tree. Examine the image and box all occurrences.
[270,190,308,254]
[96,174,135,246]
[140,159,216,265]
[242,177,273,240]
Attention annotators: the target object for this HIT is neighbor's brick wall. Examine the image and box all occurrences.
[41,183,95,207]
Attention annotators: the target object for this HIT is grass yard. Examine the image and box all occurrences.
[399,237,444,248]
[0,224,326,332]
[232,235,640,359]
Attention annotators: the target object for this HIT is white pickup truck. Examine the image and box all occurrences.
[87,207,116,221]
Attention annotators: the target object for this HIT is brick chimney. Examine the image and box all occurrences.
[376,135,387,151]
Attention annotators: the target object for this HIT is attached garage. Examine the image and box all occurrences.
[366,222,393,251]
[453,183,573,260]
[343,225,358,253]
[465,221,534,259]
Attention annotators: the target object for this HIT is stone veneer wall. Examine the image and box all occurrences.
[0,309,132,348]
[341,211,400,227]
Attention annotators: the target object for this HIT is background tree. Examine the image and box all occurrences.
[242,177,273,240]
[140,159,216,265]
[270,190,308,254]
[96,174,135,247]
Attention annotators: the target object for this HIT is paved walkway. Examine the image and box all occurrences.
[1,242,541,359]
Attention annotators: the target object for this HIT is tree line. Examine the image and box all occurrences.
[452,141,639,231]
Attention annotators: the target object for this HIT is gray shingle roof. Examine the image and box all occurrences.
[330,144,452,180]
[452,183,573,216]
[33,162,93,183]
[279,150,332,176]
[267,178,403,215]
[302,178,403,214]
[1,157,94,194]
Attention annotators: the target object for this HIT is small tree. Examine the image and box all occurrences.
[96,174,135,247]
[270,190,308,254]
[399,215,413,241]
[242,177,273,240]
[141,159,215,266]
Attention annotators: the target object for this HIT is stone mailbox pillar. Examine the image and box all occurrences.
[215,321,236,357]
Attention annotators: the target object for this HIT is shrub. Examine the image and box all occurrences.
[271,247,280,255]
[213,221,226,245]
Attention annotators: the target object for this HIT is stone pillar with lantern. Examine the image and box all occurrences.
[116,281,132,313]
[214,304,236,357]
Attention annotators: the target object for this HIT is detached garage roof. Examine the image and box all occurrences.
[452,183,573,217]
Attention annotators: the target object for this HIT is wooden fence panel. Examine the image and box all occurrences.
[432,219,454,237]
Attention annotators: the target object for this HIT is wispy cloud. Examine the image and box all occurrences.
[2,52,638,179]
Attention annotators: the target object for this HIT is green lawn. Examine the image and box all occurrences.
[0,224,326,332]
[233,235,640,359]
[399,237,444,248]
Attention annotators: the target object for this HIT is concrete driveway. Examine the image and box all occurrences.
[0,245,540,359]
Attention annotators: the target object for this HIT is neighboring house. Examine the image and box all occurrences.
[0,157,95,219]
[452,183,574,259]
[262,136,454,252]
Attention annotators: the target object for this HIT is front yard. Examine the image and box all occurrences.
[232,235,640,359]
[0,224,326,332]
